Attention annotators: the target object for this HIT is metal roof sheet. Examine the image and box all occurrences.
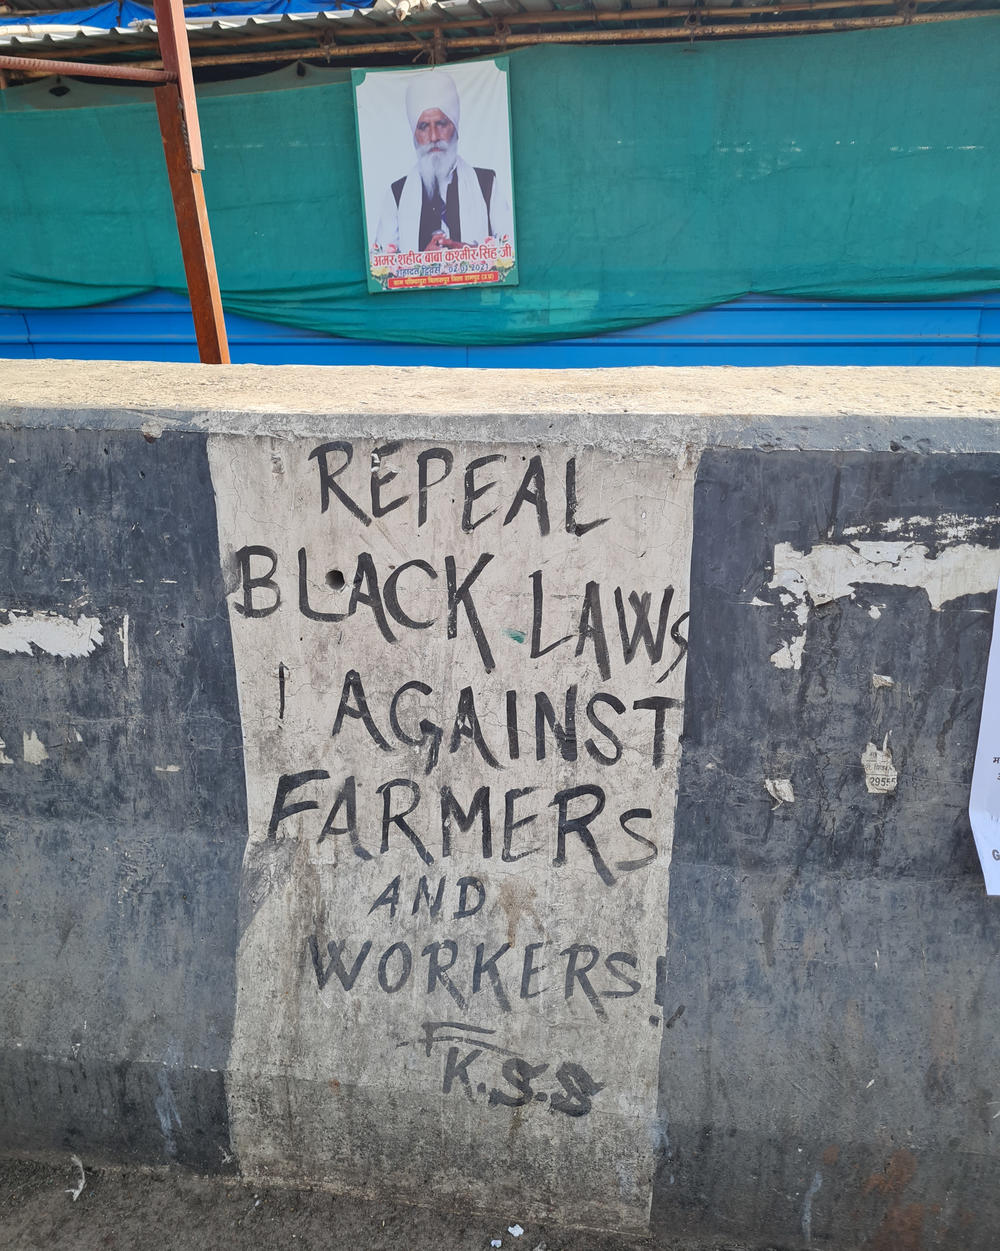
[1,0,997,61]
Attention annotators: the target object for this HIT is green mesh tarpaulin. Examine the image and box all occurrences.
[2,19,999,344]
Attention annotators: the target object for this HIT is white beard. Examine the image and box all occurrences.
[416,133,459,200]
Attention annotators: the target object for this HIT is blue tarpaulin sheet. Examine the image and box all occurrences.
[0,0,365,27]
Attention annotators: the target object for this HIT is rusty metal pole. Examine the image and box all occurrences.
[151,0,229,363]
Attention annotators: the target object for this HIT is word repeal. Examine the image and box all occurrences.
[308,443,608,537]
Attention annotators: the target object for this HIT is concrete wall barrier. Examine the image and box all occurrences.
[2,363,1000,1248]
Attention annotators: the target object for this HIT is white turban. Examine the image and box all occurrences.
[405,70,460,133]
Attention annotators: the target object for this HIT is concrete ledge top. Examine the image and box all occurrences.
[1,361,998,450]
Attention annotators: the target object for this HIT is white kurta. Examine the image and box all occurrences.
[374,156,514,252]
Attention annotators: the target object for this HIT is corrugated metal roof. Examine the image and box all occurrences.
[1,0,997,63]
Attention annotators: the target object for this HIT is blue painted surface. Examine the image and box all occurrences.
[2,289,999,365]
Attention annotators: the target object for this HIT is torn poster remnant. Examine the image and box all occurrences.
[764,778,795,807]
[22,730,49,765]
[861,736,897,795]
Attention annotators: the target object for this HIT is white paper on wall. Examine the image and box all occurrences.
[969,577,1000,895]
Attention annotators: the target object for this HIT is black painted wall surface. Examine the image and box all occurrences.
[655,451,1000,1249]
[2,412,1000,1249]
[0,429,245,1170]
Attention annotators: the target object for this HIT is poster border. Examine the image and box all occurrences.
[350,56,518,297]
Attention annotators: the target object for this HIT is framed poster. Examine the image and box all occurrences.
[352,58,518,294]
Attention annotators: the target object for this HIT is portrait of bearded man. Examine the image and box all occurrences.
[374,69,514,253]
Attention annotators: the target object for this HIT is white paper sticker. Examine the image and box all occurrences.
[968,577,1000,895]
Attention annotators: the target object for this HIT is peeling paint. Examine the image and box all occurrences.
[763,539,999,669]
[872,674,894,690]
[22,730,49,765]
[119,613,130,667]
[764,778,795,807]
[0,736,12,765]
[0,609,104,658]
[843,513,1000,543]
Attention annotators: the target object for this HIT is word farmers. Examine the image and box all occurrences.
[269,773,659,886]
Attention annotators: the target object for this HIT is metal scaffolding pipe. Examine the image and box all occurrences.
[0,52,175,80]
[169,9,988,67]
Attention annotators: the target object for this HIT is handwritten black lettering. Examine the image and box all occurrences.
[309,441,371,524]
[530,569,571,659]
[422,939,466,1009]
[561,943,606,1020]
[441,786,492,859]
[446,554,496,673]
[417,448,454,527]
[503,455,550,536]
[308,936,372,991]
[377,778,432,865]
[564,457,608,538]
[268,769,329,839]
[332,670,392,751]
[234,545,281,618]
[535,687,578,763]
[503,787,539,863]
[633,695,680,768]
[551,784,613,886]
[616,808,656,871]
[454,876,486,919]
[584,693,625,765]
[318,774,372,860]
[462,454,505,532]
[575,581,611,680]
[384,560,437,630]
[615,587,674,666]
[370,441,408,519]
[377,941,412,993]
[449,686,500,769]
[472,942,512,1013]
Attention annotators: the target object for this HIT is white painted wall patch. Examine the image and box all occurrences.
[119,614,130,667]
[22,731,49,765]
[764,778,795,807]
[0,609,104,659]
[210,435,695,1226]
